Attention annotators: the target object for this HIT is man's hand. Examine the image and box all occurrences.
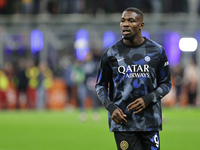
[127,98,145,114]
[111,108,127,124]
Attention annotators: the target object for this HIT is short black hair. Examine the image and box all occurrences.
[124,7,143,19]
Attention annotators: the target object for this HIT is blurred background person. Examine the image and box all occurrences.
[62,55,78,108]
[0,67,9,109]
[183,59,199,106]
[2,61,16,109]
[171,64,184,106]
[21,0,34,14]
[36,61,54,110]
[77,52,100,122]
[68,59,85,113]
[3,61,15,84]
[47,0,60,14]
[26,60,39,109]
[14,59,29,109]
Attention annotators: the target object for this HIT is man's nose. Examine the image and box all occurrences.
[123,21,129,27]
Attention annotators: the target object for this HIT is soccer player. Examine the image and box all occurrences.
[95,7,171,150]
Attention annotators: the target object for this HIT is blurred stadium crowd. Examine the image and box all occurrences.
[0,0,199,15]
[0,51,199,110]
[0,51,103,111]
[0,0,200,111]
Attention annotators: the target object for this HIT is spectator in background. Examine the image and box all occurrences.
[63,56,76,108]
[187,0,199,16]
[47,0,60,14]
[1,62,16,109]
[63,58,85,109]
[151,0,162,13]
[38,0,49,14]
[171,64,183,105]
[140,0,153,13]
[198,1,200,14]
[32,0,40,14]
[21,0,33,14]
[78,52,100,122]
[0,67,9,109]
[183,59,198,106]
[0,0,7,14]
[36,62,53,110]
[26,60,38,109]
[70,59,85,108]
[15,60,29,109]
[11,0,21,14]
[3,61,15,83]
[0,0,14,14]
[59,0,69,14]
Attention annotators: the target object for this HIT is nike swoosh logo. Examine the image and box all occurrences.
[117,58,125,61]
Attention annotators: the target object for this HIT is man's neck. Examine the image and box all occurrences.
[123,35,145,47]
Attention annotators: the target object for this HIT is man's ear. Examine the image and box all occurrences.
[140,22,145,30]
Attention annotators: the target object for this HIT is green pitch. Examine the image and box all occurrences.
[0,108,199,150]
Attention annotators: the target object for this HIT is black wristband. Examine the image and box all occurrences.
[142,94,154,107]
[106,103,118,115]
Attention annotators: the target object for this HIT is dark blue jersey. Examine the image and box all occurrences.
[95,37,171,132]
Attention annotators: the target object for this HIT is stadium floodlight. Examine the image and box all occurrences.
[31,29,43,54]
[74,29,89,61]
[179,37,198,52]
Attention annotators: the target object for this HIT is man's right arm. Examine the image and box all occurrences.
[95,51,117,114]
[95,52,127,124]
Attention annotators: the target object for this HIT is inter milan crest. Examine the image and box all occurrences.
[120,140,129,150]
[144,56,151,62]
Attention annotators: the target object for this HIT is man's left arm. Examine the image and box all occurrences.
[127,47,171,113]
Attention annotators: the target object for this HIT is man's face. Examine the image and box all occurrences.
[120,11,144,40]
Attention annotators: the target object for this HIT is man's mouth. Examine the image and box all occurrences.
[123,29,131,35]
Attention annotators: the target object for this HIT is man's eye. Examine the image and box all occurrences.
[129,20,134,22]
